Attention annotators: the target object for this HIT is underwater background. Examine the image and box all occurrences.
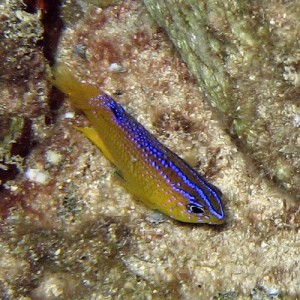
[0,0,299,299]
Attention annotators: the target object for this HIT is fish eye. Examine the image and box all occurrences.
[186,204,204,215]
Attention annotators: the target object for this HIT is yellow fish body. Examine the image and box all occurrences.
[50,65,225,224]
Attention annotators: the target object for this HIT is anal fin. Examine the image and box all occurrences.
[73,126,115,164]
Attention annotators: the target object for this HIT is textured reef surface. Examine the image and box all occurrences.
[0,0,299,299]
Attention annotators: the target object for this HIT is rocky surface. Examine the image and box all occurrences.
[0,1,299,299]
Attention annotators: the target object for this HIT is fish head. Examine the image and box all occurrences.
[167,184,225,224]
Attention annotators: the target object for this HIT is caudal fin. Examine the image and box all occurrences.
[48,63,101,110]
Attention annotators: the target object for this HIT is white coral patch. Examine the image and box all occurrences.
[25,168,49,184]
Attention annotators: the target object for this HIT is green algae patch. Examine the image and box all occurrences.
[0,117,32,186]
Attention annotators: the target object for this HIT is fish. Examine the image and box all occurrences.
[49,64,225,224]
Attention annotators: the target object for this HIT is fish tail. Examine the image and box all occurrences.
[48,63,101,110]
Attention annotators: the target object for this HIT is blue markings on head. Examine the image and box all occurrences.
[170,163,224,220]
[146,137,224,220]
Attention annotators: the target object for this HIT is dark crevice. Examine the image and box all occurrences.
[24,0,64,64]
[24,1,65,123]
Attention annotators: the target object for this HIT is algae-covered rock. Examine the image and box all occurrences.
[0,0,48,118]
[142,0,300,197]
[2,1,300,299]
[0,116,32,186]
[0,0,49,185]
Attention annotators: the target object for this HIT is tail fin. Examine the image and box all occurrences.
[48,63,101,110]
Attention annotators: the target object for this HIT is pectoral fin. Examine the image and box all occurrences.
[114,176,158,210]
